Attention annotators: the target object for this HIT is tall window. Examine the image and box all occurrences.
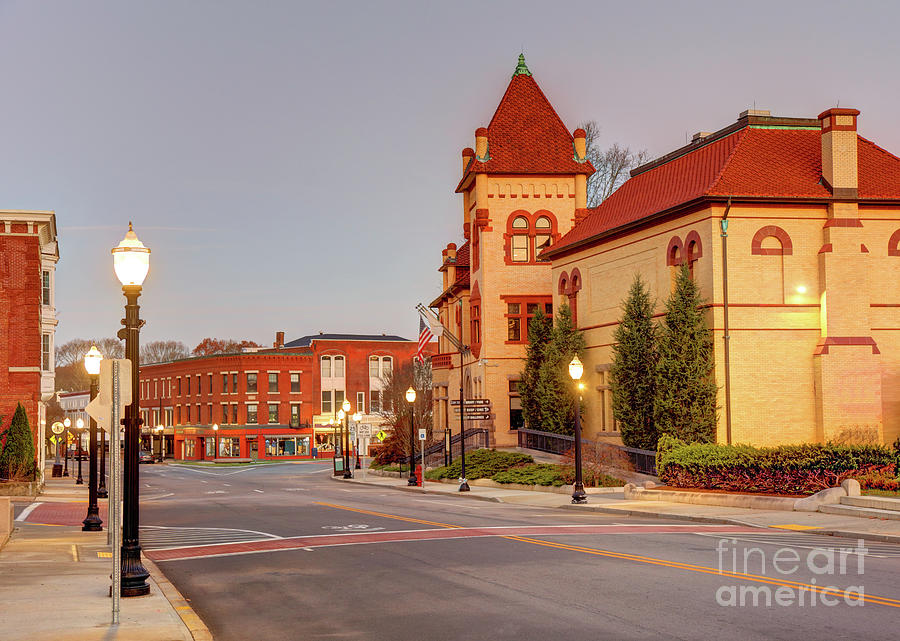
[357,392,365,414]
[221,403,229,425]
[321,356,331,379]
[222,373,228,394]
[471,305,481,344]
[370,390,381,414]
[178,377,182,395]
[231,373,238,393]
[290,404,301,427]
[185,376,191,395]
[505,299,553,343]
[42,271,51,305]
[534,216,552,258]
[231,404,238,424]
[268,403,279,424]
[290,373,300,393]
[368,356,393,379]
[321,391,332,415]
[247,373,257,393]
[247,404,258,424]
[196,375,201,395]
[511,216,529,262]
[208,374,213,394]
[321,355,345,379]
[42,334,51,371]
[268,372,279,393]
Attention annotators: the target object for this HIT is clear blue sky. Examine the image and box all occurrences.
[2,0,899,348]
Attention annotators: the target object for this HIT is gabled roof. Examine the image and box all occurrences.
[285,334,413,348]
[431,241,471,307]
[456,59,593,192]
[546,117,900,257]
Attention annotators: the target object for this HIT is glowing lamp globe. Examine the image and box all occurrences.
[112,223,151,287]
[568,355,584,381]
[338,409,345,421]
[352,412,361,422]
[84,345,103,376]
[213,423,219,431]
[341,398,351,413]
[76,418,85,430]
[405,386,416,403]
[64,417,71,428]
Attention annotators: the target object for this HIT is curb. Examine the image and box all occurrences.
[144,556,213,641]
[330,476,503,502]
[557,503,757,527]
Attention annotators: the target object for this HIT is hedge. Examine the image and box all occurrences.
[425,449,533,481]
[657,435,896,495]
[492,463,624,488]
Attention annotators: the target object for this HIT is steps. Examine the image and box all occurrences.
[819,495,900,520]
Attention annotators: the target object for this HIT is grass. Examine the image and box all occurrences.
[862,488,900,498]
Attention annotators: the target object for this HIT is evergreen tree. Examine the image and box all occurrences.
[654,265,718,443]
[611,274,659,449]
[537,304,586,435]
[519,308,552,430]
[0,404,36,480]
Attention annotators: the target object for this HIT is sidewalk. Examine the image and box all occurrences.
[1,474,211,641]
[336,473,900,544]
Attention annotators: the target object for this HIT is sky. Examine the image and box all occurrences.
[3,0,900,349]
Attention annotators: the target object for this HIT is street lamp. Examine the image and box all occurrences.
[352,411,362,469]
[212,423,219,461]
[75,418,85,485]
[63,417,71,476]
[155,425,164,463]
[112,222,151,597]
[568,355,587,504]
[82,346,103,531]
[340,398,352,478]
[405,386,417,486]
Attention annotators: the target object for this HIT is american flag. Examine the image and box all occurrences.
[417,316,434,364]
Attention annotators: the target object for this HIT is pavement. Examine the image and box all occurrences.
[1,465,211,641]
[341,472,900,544]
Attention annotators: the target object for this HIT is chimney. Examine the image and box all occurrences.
[573,128,588,210]
[462,147,474,173]
[475,128,489,162]
[573,128,587,162]
[446,243,457,283]
[275,331,284,348]
[819,108,860,198]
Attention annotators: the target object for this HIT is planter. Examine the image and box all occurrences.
[0,481,44,497]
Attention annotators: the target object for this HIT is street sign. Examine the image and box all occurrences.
[450,399,491,407]
[418,428,427,441]
[357,423,372,438]
[376,430,387,442]
[461,414,491,420]
[50,421,65,435]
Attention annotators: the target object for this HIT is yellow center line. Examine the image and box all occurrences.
[316,501,900,609]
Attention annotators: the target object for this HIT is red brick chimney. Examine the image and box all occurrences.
[819,107,860,198]
[274,331,284,349]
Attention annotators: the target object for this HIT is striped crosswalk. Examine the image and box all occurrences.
[140,525,279,550]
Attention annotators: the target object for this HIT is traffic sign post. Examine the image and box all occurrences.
[50,421,65,477]
[419,429,426,489]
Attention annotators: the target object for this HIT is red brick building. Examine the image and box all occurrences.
[0,210,59,479]
[138,333,424,461]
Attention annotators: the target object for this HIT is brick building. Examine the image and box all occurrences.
[138,333,422,460]
[0,210,59,478]
[430,55,592,447]
[431,56,900,447]
[545,107,900,446]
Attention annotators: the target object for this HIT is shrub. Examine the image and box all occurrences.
[0,404,35,481]
[491,463,625,488]
[425,449,533,481]
[657,437,895,495]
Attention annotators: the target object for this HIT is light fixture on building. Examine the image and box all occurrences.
[568,354,584,381]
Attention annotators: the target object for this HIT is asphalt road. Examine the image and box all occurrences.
[138,462,900,641]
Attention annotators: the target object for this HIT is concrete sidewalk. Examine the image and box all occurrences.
[337,473,900,544]
[1,474,211,641]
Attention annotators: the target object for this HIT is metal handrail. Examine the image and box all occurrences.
[516,427,657,475]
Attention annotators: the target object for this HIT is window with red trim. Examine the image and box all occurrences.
[505,211,558,265]
[471,304,481,345]
[505,297,553,343]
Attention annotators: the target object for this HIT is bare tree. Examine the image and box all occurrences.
[55,338,93,368]
[372,361,433,463]
[581,120,651,208]
[96,337,125,360]
[141,340,190,364]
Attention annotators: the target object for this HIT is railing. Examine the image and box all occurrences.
[516,428,657,476]
[431,353,453,369]
[422,428,489,467]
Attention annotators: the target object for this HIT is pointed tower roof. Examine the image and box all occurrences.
[457,56,593,191]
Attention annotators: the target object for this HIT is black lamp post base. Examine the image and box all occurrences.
[97,487,108,499]
[120,547,150,597]
[82,511,103,532]
[407,475,418,486]
[342,471,353,479]
[51,464,62,478]
[459,479,470,492]
[75,478,84,485]
[571,483,588,504]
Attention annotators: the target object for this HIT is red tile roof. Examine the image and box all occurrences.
[431,242,471,307]
[548,125,900,256]
[457,74,593,191]
[454,241,470,267]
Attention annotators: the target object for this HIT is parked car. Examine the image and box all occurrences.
[139,450,155,464]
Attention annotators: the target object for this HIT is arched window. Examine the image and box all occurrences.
[888,229,900,257]
[535,216,552,258]
[751,226,792,303]
[511,216,530,262]
[684,231,702,280]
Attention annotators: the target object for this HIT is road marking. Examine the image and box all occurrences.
[15,503,42,522]
[315,502,900,610]
[771,524,821,531]
[71,544,78,562]
[314,502,461,529]
[253,489,264,493]
[283,488,308,491]
[97,551,112,558]
[205,491,227,495]
[223,483,231,487]
[144,493,175,501]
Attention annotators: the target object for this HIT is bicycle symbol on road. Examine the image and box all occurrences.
[321,524,384,532]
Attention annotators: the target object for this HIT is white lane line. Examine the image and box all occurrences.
[205,491,227,494]
[223,483,231,487]
[200,480,208,484]
[253,489,264,493]
[143,493,175,501]
[15,503,42,522]
[142,524,281,538]
[283,488,308,492]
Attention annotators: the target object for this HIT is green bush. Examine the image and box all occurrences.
[0,404,36,481]
[657,435,896,494]
[425,449,533,480]
[492,463,625,488]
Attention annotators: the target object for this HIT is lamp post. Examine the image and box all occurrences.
[405,386,417,486]
[75,418,85,485]
[352,412,362,469]
[340,398,352,478]
[155,425,164,463]
[212,423,219,461]
[63,417,71,476]
[568,355,587,504]
[97,424,108,499]
[112,223,151,597]
[82,346,103,531]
